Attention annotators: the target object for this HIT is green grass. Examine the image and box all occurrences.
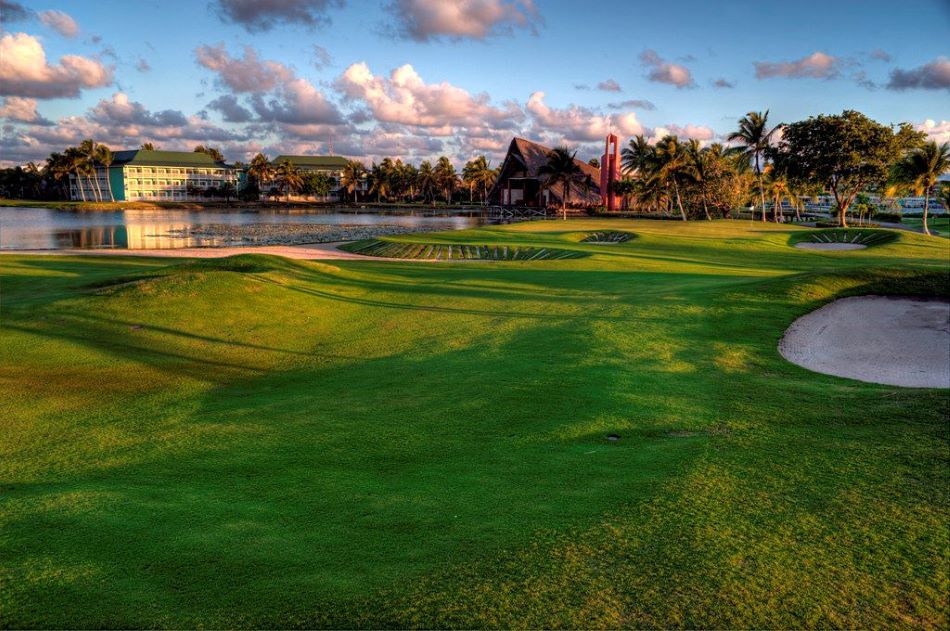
[341,239,587,260]
[1,219,948,629]
[903,216,950,238]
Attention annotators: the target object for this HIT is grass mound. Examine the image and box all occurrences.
[86,254,288,292]
[341,239,587,260]
[581,230,633,243]
[791,228,898,247]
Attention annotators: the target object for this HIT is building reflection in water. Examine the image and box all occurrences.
[51,223,215,250]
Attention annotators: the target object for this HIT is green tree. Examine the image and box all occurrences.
[538,146,583,220]
[368,161,391,202]
[728,110,780,222]
[194,145,224,161]
[434,156,457,204]
[893,141,950,235]
[96,144,115,202]
[302,171,333,201]
[654,135,690,221]
[773,110,911,228]
[274,160,303,203]
[686,139,713,220]
[247,153,273,194]
[462,155,497,204]
[416,160,437,203]
[341,160,367,203]
[140,142,155,151]
[78,140,103,201]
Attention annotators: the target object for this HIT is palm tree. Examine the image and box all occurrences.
[45,152,72,199]
[654,136,690,221]
[434,156,457,204]
[247,153,274,195]
[78,139,103,201]
[416,160,437,203]
[274,160,303,203]
[621,134,653,176]
[686,139,712,220]
[938,182,950,213]
[764,167,791,223]
[728,110,780,222]
[96,144,115,202]
[140,142,155,151]
[538,146,583,220]
[894,141,950,236]
[341,160,367,203]
[368,162,390,202]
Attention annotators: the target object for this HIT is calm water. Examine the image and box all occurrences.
[0,206,487,250]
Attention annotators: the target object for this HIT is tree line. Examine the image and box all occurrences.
[240,153,499,205]
[540,109,949,234]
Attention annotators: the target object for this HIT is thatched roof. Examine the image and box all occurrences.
[490,137,602,205]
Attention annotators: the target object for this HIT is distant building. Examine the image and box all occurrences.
[490,138,602,207]
[70,150,238,202]
[264,155,351,200]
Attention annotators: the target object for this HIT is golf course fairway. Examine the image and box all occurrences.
[1,219,948,628]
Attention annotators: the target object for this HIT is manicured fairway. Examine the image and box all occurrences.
[903,216,950,238]
[1,220,948,628]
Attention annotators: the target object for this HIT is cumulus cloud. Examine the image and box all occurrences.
[711,78,735,88]
[385,0,539,41]
[336,61,522,128]
[250,77,343,125]
[639,49,694,88]
[606,98,655,111]
[916,119,950,144]
[526,92,644,142]
[0,96,52,124]
[38,10,79,37]
[754,51,841,79]
[652,123,715,142]
[89,92,188,127]
[596,79,622,92]
[212,0,342,32]
[0,32,112,98]
[195,44,294,93]
[206,94,254,123]
[886,57,950,91]
[0,0,31,23]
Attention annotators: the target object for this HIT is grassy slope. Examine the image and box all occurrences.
[903,217,950,238]
[1,220,948,629]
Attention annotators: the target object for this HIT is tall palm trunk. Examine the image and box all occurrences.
[922,188,931,236]
[75,171,86,201]
[91,168,103,202]
[562,181,568,220]
[701,187,711,220]
[104,167,115,202]
[672,179,687,221]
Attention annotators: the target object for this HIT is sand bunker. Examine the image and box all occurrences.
[794,242,867,251]
[779,296,950,388]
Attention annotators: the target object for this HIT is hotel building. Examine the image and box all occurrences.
[70,150,238,202]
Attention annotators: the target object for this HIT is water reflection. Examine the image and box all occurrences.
[1,207,485,250]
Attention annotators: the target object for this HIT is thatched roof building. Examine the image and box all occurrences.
[489,138,602,207]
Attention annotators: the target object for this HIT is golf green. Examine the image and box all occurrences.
[1,219,947,628]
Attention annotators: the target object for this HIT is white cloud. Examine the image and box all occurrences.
[336,61,522,128]
[385,0,539,41]
[754,51,841,79]
[38,9,79,37]
[0,32,112,98]
[640,49,694,88]
[195,44,294,93]
[916,119,950,144]
[526,92,644,142]
[0,96,51,124]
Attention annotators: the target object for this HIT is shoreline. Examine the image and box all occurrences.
[0,199,491,213]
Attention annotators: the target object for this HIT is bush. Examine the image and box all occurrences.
[873,211,902,223]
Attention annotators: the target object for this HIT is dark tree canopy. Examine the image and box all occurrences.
[771,110,916,226]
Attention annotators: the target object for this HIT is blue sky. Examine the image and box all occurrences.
[1,0,948,166]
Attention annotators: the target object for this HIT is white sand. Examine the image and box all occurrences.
[794,242,867,250]
[779,296,950,388]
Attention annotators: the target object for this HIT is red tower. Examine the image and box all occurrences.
[600,133,620,210]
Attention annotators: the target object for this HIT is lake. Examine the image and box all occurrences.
[0,206,487,250]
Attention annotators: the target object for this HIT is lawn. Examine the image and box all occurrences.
[1,220,948,629]
[903,216,950,238]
